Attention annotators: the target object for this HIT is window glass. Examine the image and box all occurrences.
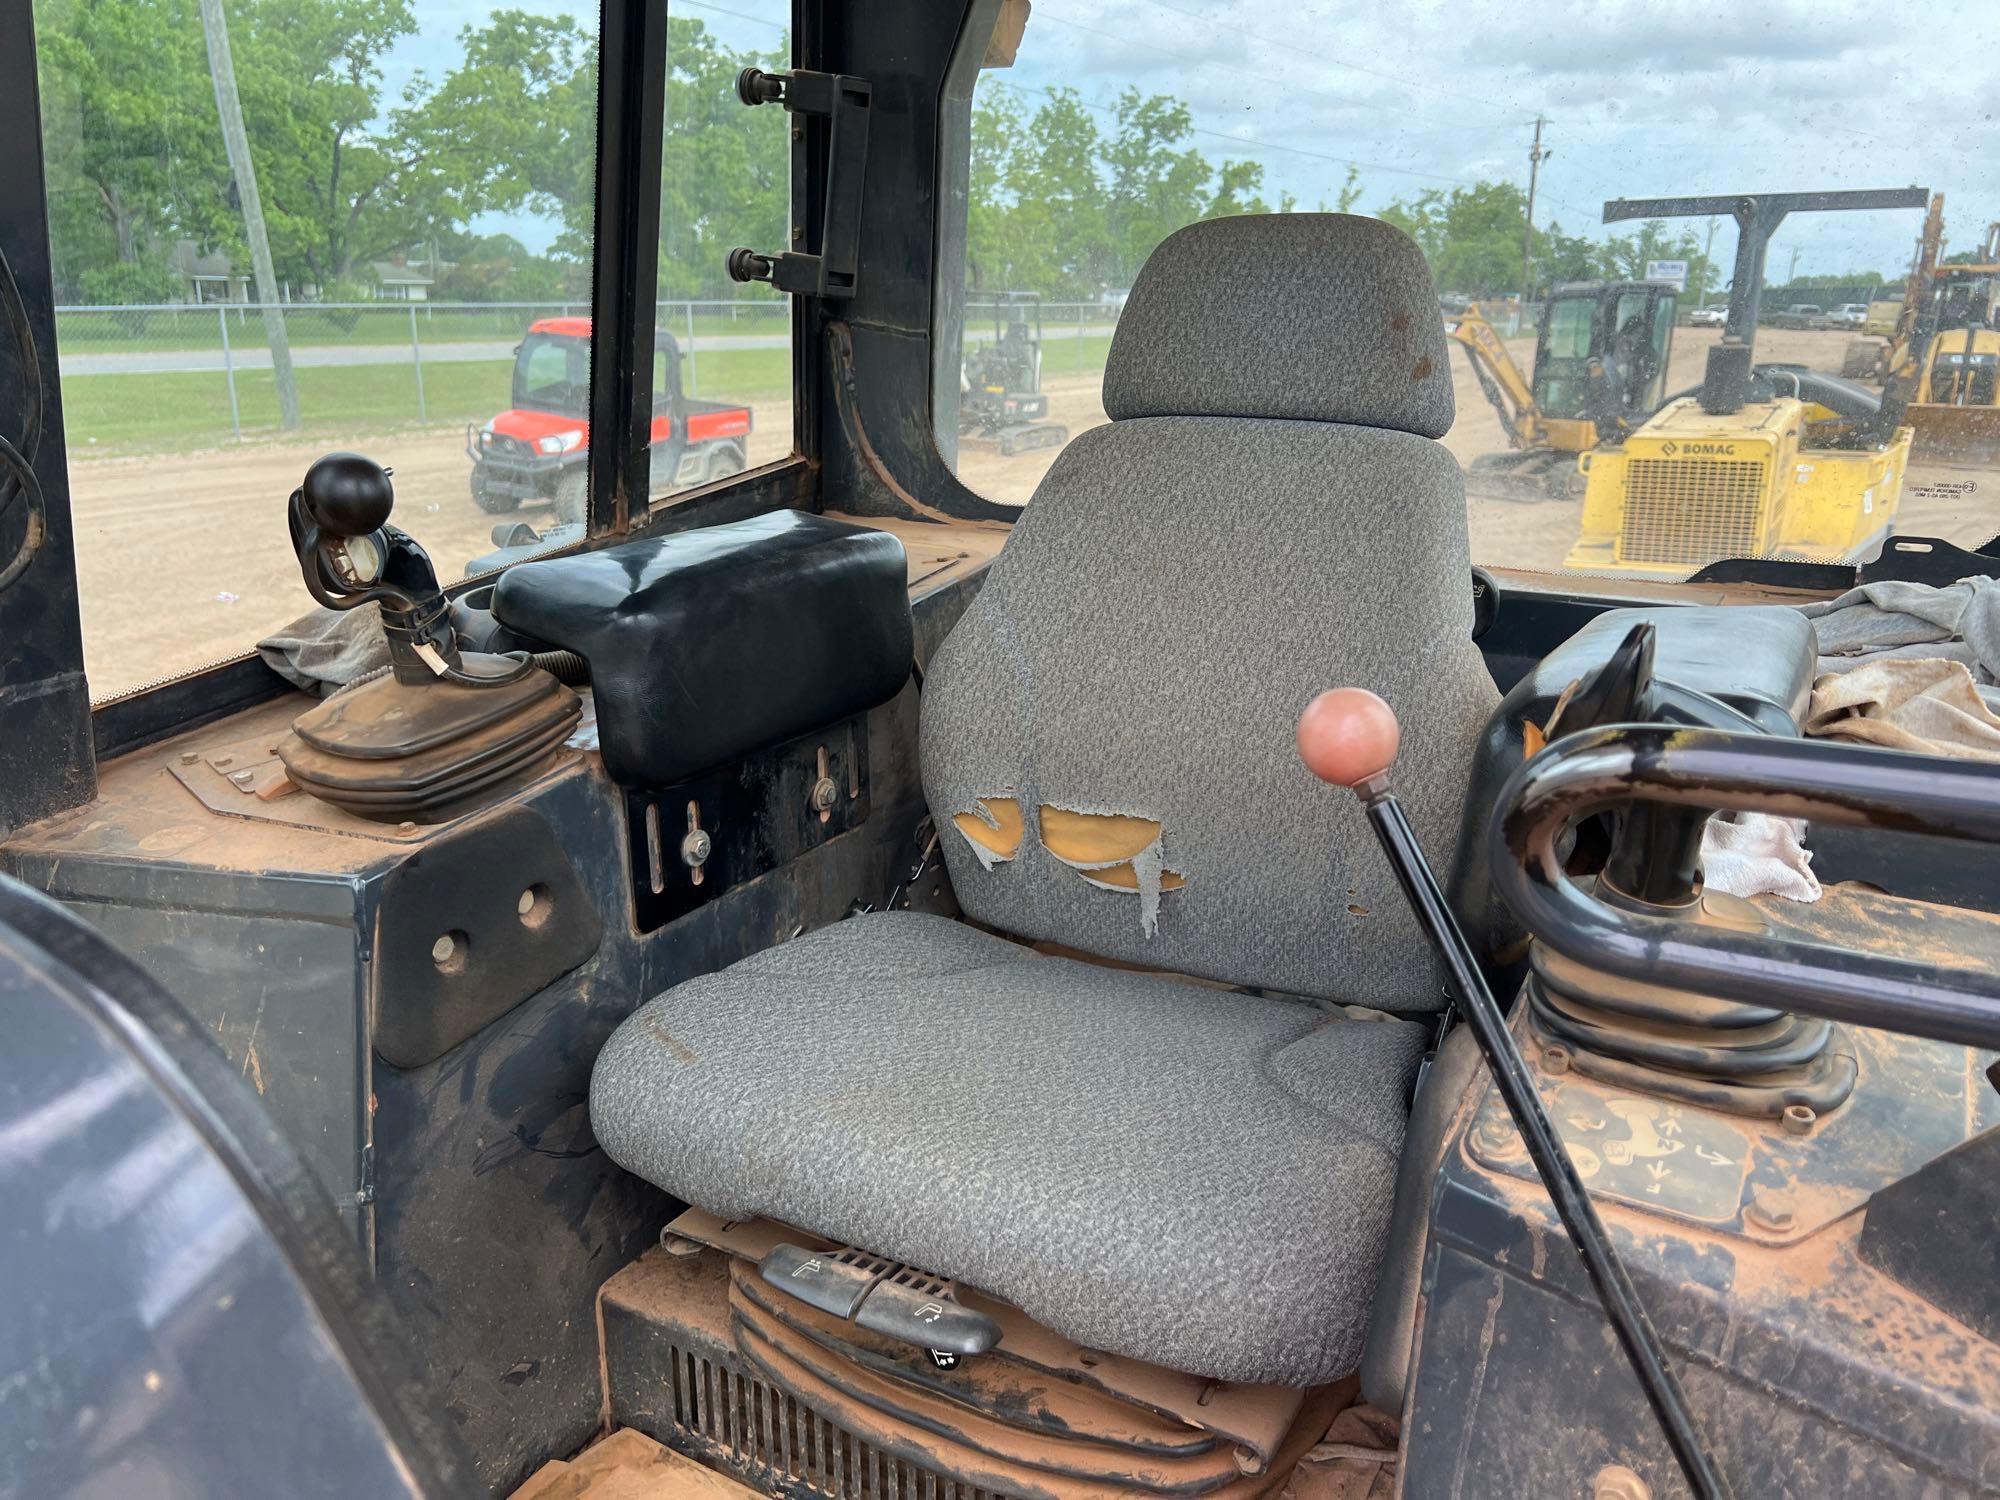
[936,2,2000,584]
[1545,298,1594,362]
[36,0,601,699]
[649,2,791,502]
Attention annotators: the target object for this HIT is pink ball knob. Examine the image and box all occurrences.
[1297,688,1401,790]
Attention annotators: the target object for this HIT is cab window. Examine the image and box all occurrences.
[35,0,605,700]
[934,4,2000,581]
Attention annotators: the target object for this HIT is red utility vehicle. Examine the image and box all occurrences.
[467,317,752,521]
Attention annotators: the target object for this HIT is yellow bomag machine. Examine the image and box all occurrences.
[1567,188,1928,577]
[1447,282,1676,501]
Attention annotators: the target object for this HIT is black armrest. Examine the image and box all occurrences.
[493,511,912,786]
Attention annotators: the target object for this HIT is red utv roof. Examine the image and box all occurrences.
[529,316,593,338]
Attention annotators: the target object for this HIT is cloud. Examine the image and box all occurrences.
[994,0,1999,271]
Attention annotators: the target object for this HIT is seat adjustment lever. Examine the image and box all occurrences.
[758,1242,1001,1362]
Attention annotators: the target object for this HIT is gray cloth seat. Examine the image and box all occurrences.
[590,212,1500,1388]
[592,913,1429,1385]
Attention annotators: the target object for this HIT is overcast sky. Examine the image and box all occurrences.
[381,0,1997,280]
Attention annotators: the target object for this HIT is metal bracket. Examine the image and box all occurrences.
[625,715,870,933]
[726,67,872,299]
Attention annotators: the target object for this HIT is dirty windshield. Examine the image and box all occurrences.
[34,0,791,700]
[937,1,2000,587]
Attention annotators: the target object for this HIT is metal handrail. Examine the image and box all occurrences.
[1489,725,2000,1052]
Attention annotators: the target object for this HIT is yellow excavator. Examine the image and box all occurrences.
[1839,197,2000,464]
[1885,222,2000,465]
[1446,282,1676,501]
[1842,192,1943,381]
[1565,188,1928,578]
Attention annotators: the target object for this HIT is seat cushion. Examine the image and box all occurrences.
[590,912,1429,1387]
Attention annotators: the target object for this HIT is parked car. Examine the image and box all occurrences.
[1766,303,1827,330]
[1687,305,1728,327]
[1830,303,1870,329]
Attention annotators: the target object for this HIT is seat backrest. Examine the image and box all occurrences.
[921,214,1499,1011]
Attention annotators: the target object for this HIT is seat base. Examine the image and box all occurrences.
[600,1237,1346,1499]
[590,913,1428,1386]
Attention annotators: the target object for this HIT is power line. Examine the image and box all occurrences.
[672,0,787,33]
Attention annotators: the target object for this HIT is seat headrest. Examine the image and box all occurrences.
[1101,214,1454,438]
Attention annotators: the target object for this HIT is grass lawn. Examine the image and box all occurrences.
[61,347,799,457]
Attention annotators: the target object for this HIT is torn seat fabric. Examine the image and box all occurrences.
[590,213,1502,1389]
[591,913,1429,1386]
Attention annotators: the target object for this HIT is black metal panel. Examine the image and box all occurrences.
[375,806,604,1069]
[802,0,1026,523]
[626,715,869,932]
[0,6,95,836]
[587,0,669,534]
[1406,1025,2000,1499]
[1857,1127,2000,1343]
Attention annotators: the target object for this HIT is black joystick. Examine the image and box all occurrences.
[277,452,580,822]
[289,451,511,687]
[302,450,394,534]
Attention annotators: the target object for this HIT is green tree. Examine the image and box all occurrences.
[1384,182,1528,297]
[35,0,230,300]
[656,16,789,298]
[227,0,441,287]
[1101,89,1209,284]
[1335,166,1363,214]
[1206,159,1270,221]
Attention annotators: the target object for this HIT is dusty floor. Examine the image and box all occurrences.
[66,326,1995,699]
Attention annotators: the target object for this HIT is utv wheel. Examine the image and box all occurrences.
[470,474,520,514]
[553,468,588,526]
[705,447,743,484]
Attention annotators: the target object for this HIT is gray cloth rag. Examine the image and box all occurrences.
[256,602,390,695]
[1799,576,2000,712]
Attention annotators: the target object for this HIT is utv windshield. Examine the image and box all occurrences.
[514,332,592,416]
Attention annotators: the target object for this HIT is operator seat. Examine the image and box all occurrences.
[590,213,1499,1388]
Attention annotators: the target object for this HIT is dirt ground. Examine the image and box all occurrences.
[67,324,1996,699]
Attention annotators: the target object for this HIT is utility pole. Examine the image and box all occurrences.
[1518,115,1550,322]
[1786,245,1802,285]
[197,0,299,429]
[1701,217,1719,306]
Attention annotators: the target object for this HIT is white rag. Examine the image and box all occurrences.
[1700,812,1821,903]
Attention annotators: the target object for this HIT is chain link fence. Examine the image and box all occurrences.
[54,299,792,456]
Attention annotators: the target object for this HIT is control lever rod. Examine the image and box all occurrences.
[1297,689,1731,1500]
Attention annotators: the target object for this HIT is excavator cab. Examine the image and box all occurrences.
[1450,280,1676,501]
[1531,281,1677,441]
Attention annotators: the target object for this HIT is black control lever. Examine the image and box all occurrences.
[288,451,524,687]
[1493,723,2000,1052]
[1298,688,1732,1500]
[1554,621,1770,904]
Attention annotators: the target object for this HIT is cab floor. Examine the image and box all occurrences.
[509,1415,1397,1500]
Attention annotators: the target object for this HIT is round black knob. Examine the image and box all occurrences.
[302,452,393,537]
[736,66,785,106]
[727,247,774,284]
